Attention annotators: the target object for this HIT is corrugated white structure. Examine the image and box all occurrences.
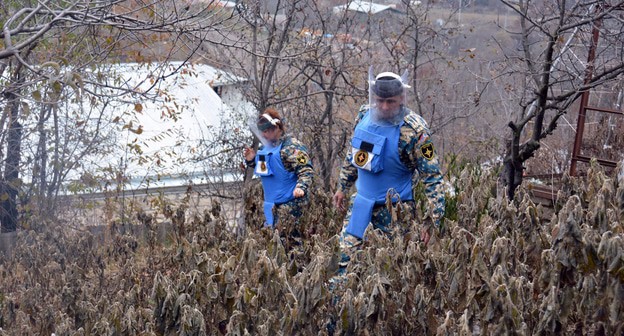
[69,62,257,192]
[332,0,400,15]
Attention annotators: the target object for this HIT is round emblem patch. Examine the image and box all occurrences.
[354,150,369,167]
[260,162,267,171]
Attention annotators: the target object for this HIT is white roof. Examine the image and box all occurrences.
[68,62,256,191]
[333,1,395,15]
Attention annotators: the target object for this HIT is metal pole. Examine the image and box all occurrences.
[570,8,602,176]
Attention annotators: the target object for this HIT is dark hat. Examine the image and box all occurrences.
[372,72,404,98]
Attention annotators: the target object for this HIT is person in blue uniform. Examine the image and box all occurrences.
[332,70,446,274]
[244,108,314,242]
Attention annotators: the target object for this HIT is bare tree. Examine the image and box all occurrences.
[0,0,235,231]
[204,0,369,190]
[496,0,624,199]
[207,0,477,191]
[283,2,372,189]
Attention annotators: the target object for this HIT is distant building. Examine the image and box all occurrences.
[332,1,405,38]
[66,62,256,193]
[332,1,405,17]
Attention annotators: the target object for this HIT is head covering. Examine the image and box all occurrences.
[257,113,281,131]
[368,68,411,126]
[372,72,405,98]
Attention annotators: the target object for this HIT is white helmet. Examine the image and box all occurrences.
[248,113,282,148]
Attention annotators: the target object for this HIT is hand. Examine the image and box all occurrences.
[293,187,305,198]
[333,191,346,211]
[420,226,431,246]
[243,146,256,161]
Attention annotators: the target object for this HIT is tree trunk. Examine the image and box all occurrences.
[502,152,524,201]
[502,123,524,201]
[0,92,22,233]
[502,140,520,201]
[502,121,541,201]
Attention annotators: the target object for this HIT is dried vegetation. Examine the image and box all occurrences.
[1,162,623,335]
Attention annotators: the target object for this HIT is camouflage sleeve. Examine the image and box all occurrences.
[281,137,314,193]
[399,117,446,228]
[336,107,368,193]
[245,157,256,168]
[337,149,358,193]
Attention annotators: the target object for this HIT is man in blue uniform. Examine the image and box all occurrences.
[332,70,446,273]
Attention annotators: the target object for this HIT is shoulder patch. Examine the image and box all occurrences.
[420,142,434,160]
[296,152,309,165]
